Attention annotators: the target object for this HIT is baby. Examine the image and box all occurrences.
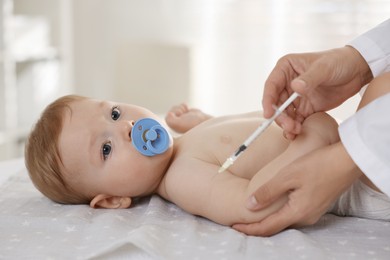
[25,95,342,227]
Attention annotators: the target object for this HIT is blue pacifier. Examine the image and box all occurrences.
[131,118,170,156]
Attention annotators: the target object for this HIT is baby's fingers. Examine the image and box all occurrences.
[168,103,189,116]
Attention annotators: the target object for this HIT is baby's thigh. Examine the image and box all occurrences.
[359,71,390,110]
[359,174,382,193]
[279,112,339,161]
[300,112,339,145]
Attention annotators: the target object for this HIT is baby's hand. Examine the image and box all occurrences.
[165,103,212,133]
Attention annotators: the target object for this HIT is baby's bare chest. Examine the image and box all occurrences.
[174,113,288,179]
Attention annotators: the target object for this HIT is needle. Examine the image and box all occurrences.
[218,92,300,173]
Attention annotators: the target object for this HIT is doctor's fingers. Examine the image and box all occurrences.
[233,202,301,236]
[246,166,300,211]
[235,187,325,236]
[262,61,297,118]
[274,112,303,140]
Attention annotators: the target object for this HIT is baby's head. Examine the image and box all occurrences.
[25,95,87,204]
[25,95,173,208]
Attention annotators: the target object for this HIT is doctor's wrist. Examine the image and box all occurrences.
[344,45,373,86]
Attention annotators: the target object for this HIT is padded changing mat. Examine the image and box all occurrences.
[1,158,390,259]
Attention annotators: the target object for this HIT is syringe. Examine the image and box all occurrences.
[218,92,300,173]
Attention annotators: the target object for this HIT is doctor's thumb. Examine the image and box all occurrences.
[291,78,309,95]
[292,62,330,95]
[246,184,281,211]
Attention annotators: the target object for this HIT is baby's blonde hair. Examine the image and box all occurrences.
[25,95,90,204]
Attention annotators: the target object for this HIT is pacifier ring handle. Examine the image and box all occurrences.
[131,118,170,156]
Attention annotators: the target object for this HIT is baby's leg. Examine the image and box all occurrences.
[165,103,212,133]
[247,112,339,197]
[235,112,339,223]
[355,71,390,192]
[357,71,390,110]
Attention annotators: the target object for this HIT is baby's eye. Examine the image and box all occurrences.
[111,106,121,121]
[102,142,112,160]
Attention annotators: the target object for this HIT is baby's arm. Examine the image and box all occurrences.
[165,103,212,133]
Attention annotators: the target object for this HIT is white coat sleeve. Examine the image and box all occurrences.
[339,93,390,197]
[341,19,390,197]
[348,18,390,77]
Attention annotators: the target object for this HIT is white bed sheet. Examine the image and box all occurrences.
[1,158,390,259]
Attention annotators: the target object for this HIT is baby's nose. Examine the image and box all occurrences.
[122,120,135,140]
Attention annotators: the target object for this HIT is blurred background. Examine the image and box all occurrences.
[0,0,389,160]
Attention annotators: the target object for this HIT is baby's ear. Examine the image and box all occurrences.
[90,194,132,209]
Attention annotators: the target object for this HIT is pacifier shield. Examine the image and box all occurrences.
[131,118,170,156]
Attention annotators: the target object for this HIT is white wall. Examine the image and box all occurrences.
[114,43,191,112]
[71,0,389,119]
[0,0,73,160]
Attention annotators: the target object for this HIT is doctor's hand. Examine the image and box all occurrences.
[233,142,362,237]
[263,46,373,140]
